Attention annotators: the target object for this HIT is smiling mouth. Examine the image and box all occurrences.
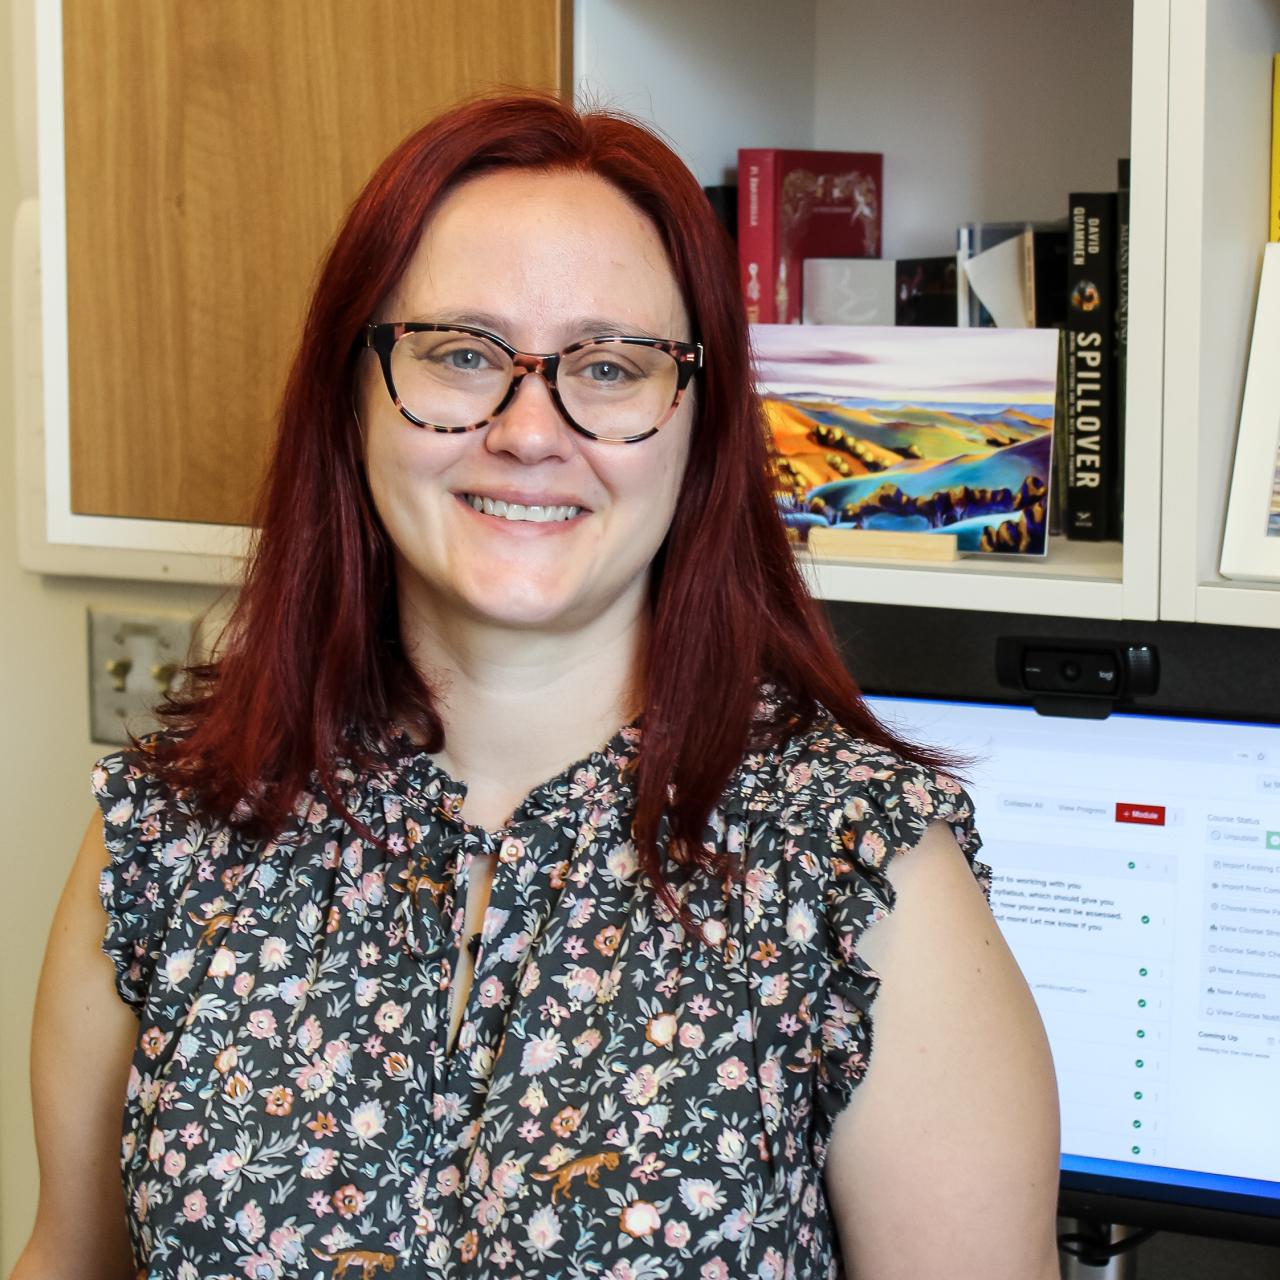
[458,493,585,524]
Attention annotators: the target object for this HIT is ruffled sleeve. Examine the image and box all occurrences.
[91,737,195,1016]
[815,746,990,1141]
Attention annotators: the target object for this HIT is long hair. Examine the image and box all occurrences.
[150,92,946,913]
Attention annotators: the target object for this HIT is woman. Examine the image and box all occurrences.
[16,95,1059,1279]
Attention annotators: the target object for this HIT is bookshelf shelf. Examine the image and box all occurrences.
[575,0,1280,633]
[799,538,1123,620]
[1193,580,1280,632]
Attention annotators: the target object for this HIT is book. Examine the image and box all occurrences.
[1049,333,1069,538]
[702,184,738,243]
[803,256,956,326]
[1115,159,1131,538]
[1026,225,1069,328]
[964,234,1031,326]
[895,256,958,325]
[957,221,1067,327]
[737,149,882,324]
[1064,191,1119,540]
[956,221,1028,326]
[1271,55,1279,243]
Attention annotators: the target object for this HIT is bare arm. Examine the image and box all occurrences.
[825,821,1061,1280]
[9,815,139,1280]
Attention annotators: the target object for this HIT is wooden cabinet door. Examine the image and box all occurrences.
[63,0,571,526]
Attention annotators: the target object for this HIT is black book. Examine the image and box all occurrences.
[896,255,958,325]
[1028,226,1069,328]
[1064,191,1119,540]
[702,184,738,243]
[1114,159,1131,539]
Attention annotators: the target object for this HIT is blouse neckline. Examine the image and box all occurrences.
[373,715,645,835]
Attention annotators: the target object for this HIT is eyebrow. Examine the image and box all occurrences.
[404,310,669,343]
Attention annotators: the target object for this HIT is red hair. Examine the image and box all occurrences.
[151,93,945,913]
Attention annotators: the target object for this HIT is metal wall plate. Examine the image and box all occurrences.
[87,608,199,746]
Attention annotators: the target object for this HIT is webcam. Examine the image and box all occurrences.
[995,637,1159,719]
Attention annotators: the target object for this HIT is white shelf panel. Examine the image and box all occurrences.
[1160,0,1280,623]
[1194,581,1280,631]
[801,537,1124,619]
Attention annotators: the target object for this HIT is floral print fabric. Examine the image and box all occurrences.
[94,703,988,1280]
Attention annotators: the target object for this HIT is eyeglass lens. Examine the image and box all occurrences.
[390,330,680,439]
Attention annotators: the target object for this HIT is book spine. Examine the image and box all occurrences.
[1115,172,1130,538]
[1064,192,1118,540]
[1049,332,1069,538]
[956,225,972,327]
[1022,226,1037,327]
[738,150,777,324]
[966,222,996,327]
[1271,55,1280,243]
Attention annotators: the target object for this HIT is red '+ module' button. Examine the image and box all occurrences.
[1116,803,1166,826]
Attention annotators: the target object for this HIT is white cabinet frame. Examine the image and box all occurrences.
[20,0,1280,626]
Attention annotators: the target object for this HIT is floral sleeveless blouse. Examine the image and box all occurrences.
[94,702,988,1280]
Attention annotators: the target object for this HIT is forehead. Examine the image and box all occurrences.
[387,169,690,340]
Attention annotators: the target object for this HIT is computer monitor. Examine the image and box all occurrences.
[864,694,1280,1244]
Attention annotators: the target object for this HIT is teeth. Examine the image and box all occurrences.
[465,494,581,523]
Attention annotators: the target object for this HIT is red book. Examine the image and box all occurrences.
[737,148,883,324]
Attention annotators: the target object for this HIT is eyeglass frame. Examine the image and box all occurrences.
[360,322,704,444]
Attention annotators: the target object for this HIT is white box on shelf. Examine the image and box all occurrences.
[802,259,895,325]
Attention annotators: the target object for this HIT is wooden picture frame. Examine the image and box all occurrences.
[1221,242,1280,582]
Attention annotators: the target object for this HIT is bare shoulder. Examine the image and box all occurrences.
[13,812,138,1278]
[825,821,1061,1280]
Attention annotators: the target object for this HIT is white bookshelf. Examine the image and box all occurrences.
[1160,0,1280,630]
[576,0,1170,625]
[24,0,1280,629]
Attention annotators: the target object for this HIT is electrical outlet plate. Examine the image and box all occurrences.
[87,608,199,746]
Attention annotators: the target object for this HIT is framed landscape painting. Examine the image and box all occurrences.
[752,324,1061,555]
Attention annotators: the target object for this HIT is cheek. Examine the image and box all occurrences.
[365,418,464,512]
[364,428,413,523]
[653,413,694,517]
[358,362,443,494]
[601,423,691,548]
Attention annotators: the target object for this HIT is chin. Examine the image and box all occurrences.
[456,573,594,631]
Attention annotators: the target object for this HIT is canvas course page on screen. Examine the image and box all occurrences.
[867,697,1280,1195]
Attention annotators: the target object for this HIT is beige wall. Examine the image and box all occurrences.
[0,4,221,1266]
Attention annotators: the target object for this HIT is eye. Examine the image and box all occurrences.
[438,344,497,372]
[580,357,641,385]
[397,329,508,373]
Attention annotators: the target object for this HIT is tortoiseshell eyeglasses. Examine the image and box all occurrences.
[361,322,703,444]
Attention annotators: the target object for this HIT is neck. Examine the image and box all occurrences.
[396,585,647,825]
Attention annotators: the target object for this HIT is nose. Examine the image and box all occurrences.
[482,367,577,463]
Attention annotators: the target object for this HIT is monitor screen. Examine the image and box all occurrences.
[865,695,1280,1233]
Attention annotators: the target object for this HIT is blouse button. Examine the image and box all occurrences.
[499,836,525,864]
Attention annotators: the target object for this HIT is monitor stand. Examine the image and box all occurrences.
[1059,1220,1147,1278]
